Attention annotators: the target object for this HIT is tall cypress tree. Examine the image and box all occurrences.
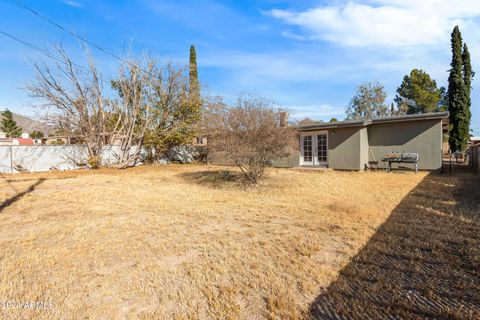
[189,45,200,108]
[448,26,469,152]
[462,43,473,139]
[1,109,22,137]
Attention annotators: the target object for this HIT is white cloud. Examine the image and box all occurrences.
[269,1,480,48]
[289,104,345,120]
[280,30,307,41]
[61,0,84,8]
[200,51,353,83]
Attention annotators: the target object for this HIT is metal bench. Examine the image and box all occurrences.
[381,152,419,173]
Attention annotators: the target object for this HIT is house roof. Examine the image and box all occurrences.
[298,112,449,131]
[14,138,34,145]
[0,137,34,145]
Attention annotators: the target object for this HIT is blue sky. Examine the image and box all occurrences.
[0,0,479,134]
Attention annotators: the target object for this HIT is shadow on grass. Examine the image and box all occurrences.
[179,169,241,188]
[0,178,46,213]
[309,172,480,319]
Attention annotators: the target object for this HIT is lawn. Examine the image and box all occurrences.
[0,165,440,319]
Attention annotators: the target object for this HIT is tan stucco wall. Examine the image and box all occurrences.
[272,141,300,167]
[359,127,369,170]
[368,119,443,170]
[327,127,364,170]
[208,118,444,171]
[273,152,300,168]
[207,148,300,168]
[206,151,234,166]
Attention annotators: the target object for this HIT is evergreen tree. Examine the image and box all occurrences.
[1,109,22,137]
[394,69,443,114]
[448,26,469,152]
[462,43,473,140]
[189,45,200,108]
[438,87,448,111]
[30,130,44,139]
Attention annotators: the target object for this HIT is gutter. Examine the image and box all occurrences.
[298,120,369,131]
[297,112,449,131]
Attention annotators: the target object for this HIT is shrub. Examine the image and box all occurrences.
[206,94,297,184]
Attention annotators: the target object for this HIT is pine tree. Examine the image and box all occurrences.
[448,26,469,152]
[438,87,448,111]
[30,130,44,139]
[394,69,443,114]
[189,45,200,108]
[1,109,22,137]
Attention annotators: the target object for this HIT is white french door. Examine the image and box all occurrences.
[300,132,328,166]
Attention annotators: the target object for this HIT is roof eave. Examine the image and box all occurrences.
[297,112,449,131]
[297,120,368,131]
[371,112,449,124]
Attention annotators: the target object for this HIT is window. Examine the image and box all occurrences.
[195,137,206,145]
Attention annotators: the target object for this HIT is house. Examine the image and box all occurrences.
[275,112,449,171]
[0,131,10,146]
[44,136,71,145]
[0,132,34,146]
[470,137,480,147]
[193,136,207,146]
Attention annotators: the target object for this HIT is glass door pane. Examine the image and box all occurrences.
[303,135,313,162]
[317,134,327,163]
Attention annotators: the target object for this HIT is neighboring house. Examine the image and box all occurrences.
[470,137,480,147]
[12,138,34,146]
[0,131,10,146]
[42,133,124,146]
[193,136,207,146]
[44,136,71,145]
[0,132,34,146]
[275,112,449,171]
[0,110,54,136]
[470,137,480,173]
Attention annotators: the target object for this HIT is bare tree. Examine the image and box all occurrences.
[206,94,297,184]
[109,56,160,167]
[145,63,200,160]
[112,62,201,164]
[27,45,201,169]
[27,45,110,168]
[346,81,389,120]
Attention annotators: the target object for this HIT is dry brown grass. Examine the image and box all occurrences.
[0,164,426,319]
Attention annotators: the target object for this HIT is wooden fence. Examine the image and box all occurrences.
[470,145,480,173]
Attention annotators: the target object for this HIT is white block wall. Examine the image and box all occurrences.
[0,145,123,173]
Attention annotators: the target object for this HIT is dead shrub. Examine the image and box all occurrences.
[205,94,297,184]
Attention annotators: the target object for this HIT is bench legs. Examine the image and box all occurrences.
[387,161,418,173]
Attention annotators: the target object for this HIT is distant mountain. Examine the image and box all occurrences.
[0,110,55,136]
